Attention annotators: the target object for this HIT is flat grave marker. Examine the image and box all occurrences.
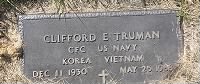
[18,10,181,84]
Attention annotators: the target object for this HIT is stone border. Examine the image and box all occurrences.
[19,9,176,20]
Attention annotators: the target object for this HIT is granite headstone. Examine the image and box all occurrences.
[18,10,181,84]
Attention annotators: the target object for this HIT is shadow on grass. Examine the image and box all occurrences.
[0,0,50,64]
[0,0,49,13]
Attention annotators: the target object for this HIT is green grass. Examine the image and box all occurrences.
[0,0,187,14]
[0,0,67,13]
[54,0,66,13]
[0,0,24,13]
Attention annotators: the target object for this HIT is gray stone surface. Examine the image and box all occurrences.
[19,10,181,84]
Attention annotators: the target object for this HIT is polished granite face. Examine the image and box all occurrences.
[19,10,181,84]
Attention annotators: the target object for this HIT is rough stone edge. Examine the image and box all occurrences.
[19,9,176,20]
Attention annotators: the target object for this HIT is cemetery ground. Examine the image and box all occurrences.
[0,0,199,84]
